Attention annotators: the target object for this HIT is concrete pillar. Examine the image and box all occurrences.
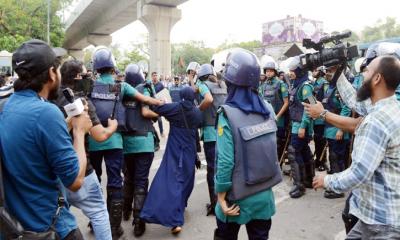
[87,34,112,47]
[68,49,85,61]
[137,2,181,76]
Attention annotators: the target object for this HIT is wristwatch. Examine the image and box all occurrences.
[319,109,328,120]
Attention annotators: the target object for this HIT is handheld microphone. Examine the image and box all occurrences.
[63,88,85,118]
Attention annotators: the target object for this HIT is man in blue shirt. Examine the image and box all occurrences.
[0,40,92,239]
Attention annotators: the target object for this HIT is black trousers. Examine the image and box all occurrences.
[216,218,272,240]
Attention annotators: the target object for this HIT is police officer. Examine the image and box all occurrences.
[88,48,162,238]
[122,64,159,237]
[169,76,183,102]
[214,48,281,240]
[287,57,314,199]
[320,65,351,199]
[311,66,328,171]
[259,56,289,161]
[197,63,227,215]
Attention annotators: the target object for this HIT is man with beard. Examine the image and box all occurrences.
[320,65,351,199]
[0,40,93,239]
[309,55,400,238]
[286,56,314,199]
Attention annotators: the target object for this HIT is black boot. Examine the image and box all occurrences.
[109,199,124,239]
[122,178,134,221]
[303,161,315,189]
[288,146,305,198]
[206,186,216,216]
[133,188,147,237]
[213,229,224,240]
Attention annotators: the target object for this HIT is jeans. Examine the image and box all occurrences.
[67,172,112,240]
[215,218,272,240]
[346,220,400,240]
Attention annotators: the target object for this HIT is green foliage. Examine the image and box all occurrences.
[0,0,70,51]
[361,17,400,43]
[216,40,262,52]
[116,49,148,71]
[172,41,214,75]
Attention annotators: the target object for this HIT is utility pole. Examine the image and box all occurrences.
[47,0,51,44]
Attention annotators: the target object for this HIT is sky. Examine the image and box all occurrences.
[108,0,399,49]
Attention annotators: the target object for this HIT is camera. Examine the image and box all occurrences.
[299,31,359,70]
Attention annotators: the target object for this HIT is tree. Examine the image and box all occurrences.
[216,40,262,53]
[171,41,214,75]
[0,0,71,51]
[361,17,400,42]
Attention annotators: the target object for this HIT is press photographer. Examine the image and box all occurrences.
[0,40,92,240]
[306,42,400,238]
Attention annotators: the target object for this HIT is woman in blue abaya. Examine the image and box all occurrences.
[140,86,203,234]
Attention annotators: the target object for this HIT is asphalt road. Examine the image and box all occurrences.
[73,123,347,240]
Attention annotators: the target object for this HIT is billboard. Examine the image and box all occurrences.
[262,15,324,46]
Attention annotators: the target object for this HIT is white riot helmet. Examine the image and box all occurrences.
[186,62,200,74]
[137,60,149,74]
[210,48,236,73]
[260,55,278,72]
[354,57,365,73]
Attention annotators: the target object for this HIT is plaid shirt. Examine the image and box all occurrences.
[325,75,400,226]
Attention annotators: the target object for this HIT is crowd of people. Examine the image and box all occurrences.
[0,38,400,240]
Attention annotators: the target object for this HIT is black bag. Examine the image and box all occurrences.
[0,150,61,240]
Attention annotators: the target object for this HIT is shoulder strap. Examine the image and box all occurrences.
[180,105,189,129]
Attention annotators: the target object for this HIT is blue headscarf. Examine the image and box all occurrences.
[225,82,270,118]
[293,67,308,88]
[179,86,196,110]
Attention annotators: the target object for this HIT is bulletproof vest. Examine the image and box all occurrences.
[203,80,227,126]
[123,84,154,136]
[322,85,341,128]
[289,81,311,122]
[262,78,283,114]
[313,78,325,101]
[220,104,282,201]
[169,85,182,103]
[90,81,126,131]
[0,85,13,112]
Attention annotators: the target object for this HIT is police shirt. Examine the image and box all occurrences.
[89,74,138,151]
[214,108,276,224]
[259,78,288,128]
[291,83,314,136]
[197,81,217,142]
[123,87,155,154]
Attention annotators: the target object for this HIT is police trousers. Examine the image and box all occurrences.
[215,218,272,240]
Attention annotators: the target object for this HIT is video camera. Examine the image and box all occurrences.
[299,31,359,70]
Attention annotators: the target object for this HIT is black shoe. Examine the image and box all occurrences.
[324,190,345,199]
[206,203,215,216]
[133,219,146,237]
[289,185,305,198]
[123,207,132,221]
[111,226,124,239]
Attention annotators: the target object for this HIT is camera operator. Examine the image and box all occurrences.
[53,59,119,240]
[309,54,400,238]
[0,40,92,239]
